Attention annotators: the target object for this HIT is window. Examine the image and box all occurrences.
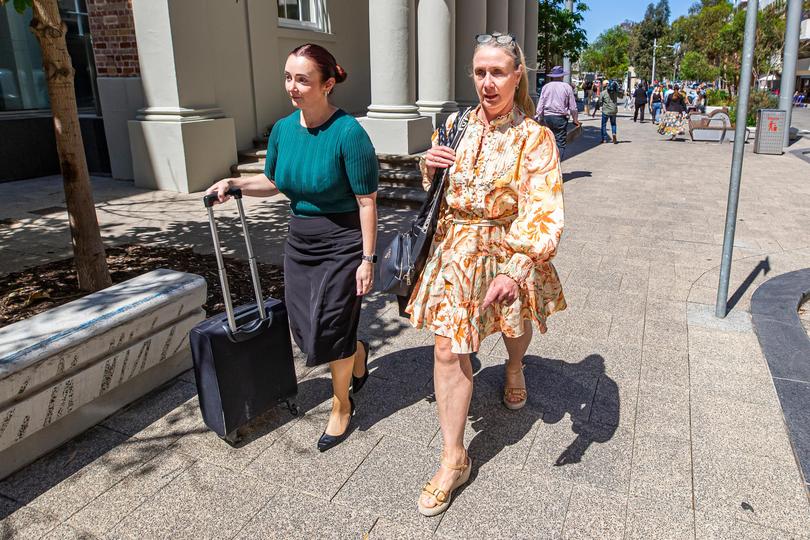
[0,0,97,112]
[277,0,330,32]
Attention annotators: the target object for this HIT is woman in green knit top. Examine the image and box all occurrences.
[206,44,379,452]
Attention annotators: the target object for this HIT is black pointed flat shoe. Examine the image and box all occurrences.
[317,397,355,453]
[352,340,370,393]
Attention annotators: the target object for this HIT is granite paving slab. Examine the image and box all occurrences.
[560,483,626,540]
[105,461,275,539]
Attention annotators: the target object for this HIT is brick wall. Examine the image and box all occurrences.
[86,0,139,77]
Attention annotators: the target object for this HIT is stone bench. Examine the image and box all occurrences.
[0,269,206,479]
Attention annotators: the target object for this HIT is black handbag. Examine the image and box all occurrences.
[378,108,472,302]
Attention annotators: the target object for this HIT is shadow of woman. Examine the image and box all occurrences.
[238,349,619,477]
[465,354,619,476]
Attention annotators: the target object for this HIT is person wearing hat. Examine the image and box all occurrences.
[535,65,580,159]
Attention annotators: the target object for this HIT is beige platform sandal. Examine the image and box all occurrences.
[417,451,472,517]
[503,364,527,410]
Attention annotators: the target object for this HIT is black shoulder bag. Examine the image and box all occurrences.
[378,107,472,304]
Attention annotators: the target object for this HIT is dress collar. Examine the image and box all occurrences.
[472,105,517,129]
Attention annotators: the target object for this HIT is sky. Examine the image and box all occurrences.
[582,0,695,43]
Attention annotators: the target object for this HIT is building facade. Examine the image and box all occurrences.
[122,0,540,193]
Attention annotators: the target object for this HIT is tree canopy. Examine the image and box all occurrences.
[580,25,630,79]
[581,0,790,91]
[536,0,589,74]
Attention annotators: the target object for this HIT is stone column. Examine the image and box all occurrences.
[358,0,432,154]
[508,0,525,53]
[486,0,508,33]
[128,0,236,193]
[524,0,539,99]
[417,0,458,128]
[454,0,487,106]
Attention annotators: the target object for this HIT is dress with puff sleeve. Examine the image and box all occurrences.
[406,106,566,354]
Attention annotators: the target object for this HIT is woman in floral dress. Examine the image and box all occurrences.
[408,32,566,517]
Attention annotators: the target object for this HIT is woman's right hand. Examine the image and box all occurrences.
[204,179,233,205]
[424,145,456,177]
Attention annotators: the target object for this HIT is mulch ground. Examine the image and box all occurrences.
[0,244,285,328]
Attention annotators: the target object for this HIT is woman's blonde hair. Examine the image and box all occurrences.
[473,33,535,117]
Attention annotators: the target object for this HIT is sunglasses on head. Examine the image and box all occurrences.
[475,33,516,45]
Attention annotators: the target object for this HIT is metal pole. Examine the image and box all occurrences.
[563,0,574,84]
[716,0,758,318]
[779,0,803,148]
[651,37,657,83]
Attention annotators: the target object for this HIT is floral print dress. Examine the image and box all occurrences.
[406,106,567,354]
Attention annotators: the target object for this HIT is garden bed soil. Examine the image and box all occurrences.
[0,244,285,328]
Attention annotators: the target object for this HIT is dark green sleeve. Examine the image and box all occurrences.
[263,124,279,181]
[341,122,379,195]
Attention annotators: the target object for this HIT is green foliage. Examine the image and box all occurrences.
[537,0,589,72]
[581,25,630,79]
[679,50,719,82]
[627,0,672,80]
[0,0,33,13]
[729,89,779,127]
[706,88,731,106]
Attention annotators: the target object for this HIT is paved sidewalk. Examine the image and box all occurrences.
[1,112,810,538]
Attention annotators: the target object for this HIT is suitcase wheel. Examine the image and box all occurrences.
[222,431,242,446]
[283,400,299,417]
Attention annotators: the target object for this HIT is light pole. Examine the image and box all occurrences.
[651,37,657,82]
[779,0,803,148]
[716,0,759,318]
[563,0,574,85]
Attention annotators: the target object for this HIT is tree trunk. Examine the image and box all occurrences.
[30,0,111,291]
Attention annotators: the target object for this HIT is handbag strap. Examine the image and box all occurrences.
[420,108,473,228]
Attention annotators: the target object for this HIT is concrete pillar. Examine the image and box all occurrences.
[779,0,803,147]
[524,0,539,99]
[486,0,508,33]
[508,0,525,53]
[454,0,487,106]
[128,0,237,193]
[417,0,458,128]
[358,0,432,155]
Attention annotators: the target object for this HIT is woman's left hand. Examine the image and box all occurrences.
[481,274,519,310]
[356,261,374,296]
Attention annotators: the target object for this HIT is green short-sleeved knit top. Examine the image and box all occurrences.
[264,109,379,217]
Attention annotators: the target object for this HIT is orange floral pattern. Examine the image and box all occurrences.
[406,106,567,354]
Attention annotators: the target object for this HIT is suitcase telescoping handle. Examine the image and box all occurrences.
[203,187,267,334]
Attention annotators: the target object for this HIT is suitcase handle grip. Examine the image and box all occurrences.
[203,188,242,208]
[225,308,274,343]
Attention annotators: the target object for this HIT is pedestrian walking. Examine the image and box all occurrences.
[205,43,379,452]
[658,84,688,139]
[409,31,566,517]
[535,65,581,159]
[600,80,619,144]
[633,83,647,122]
[650,85,664,123]
[583,79,593,115]
[590,79,601,117]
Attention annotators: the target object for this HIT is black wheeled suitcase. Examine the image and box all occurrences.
[189,188,298,445]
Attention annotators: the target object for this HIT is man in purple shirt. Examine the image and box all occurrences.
[535,65,580,159]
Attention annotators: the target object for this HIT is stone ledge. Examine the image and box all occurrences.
[751,268,810,491]
[0,269,206,478]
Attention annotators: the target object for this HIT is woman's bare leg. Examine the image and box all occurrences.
[420,335,473,509]
[503,321,532,404]
[324,355,354,435]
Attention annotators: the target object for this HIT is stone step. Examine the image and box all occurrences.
[376,186,426,209]
[230,161,264,177]
[237,148,266,163]
[379,168,422,188]
[377,152,422,171]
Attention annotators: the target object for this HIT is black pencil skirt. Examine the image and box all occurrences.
[284,212,363,367]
